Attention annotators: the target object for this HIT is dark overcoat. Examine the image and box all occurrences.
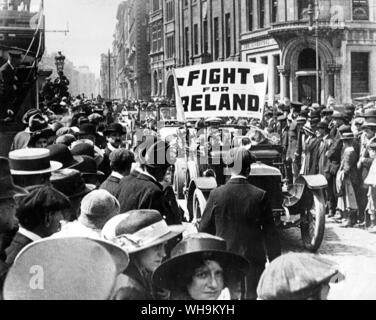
[116,171,181,225]
[100,175,122,197]
[5,232,33,266]
[199,178,281,300]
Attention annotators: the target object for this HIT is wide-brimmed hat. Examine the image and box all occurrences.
[26,114,50,134]
[50,169,96,200]
[9,149,62,175]
[363,109,376,119]
[79,190,120,230]
[103,210,185,254]
[0,157,28,200]
[153,233,250,291]
[3,237,129,300]
[47,144,84,170]
[104,123,126,136]
[257,253,339,300]
[321,108,334,116]
[338,125,352,134]
[362,117,376,129]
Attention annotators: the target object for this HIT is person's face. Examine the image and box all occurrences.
[108,132,122,148]
[35,138,49,148]
[369,149,376,159]
[365,128,375,140]
[187,260,225,301]
[0,198,17,233]
[136,243,167,273]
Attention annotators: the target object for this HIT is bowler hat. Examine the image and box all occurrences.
[362,118,376,128]
[47,144,84,170]
[9,148,62,175]
[104,123,126,136]
[3,237,129,300]
[50,169,96,200]
[79,123,96,136]
[79,190,120,230]
[71,142,95,158]
[73,155,104,179]
[338,125,352,134]
[257,253,339,300]
[0,157,28,200]
[332,111,346,120]
[321,108,334,116]
[55,134,76,147]
[153,233,250,291]
[103,210,185,254]
[142,140,175,169]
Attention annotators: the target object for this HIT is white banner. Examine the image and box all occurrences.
[174,61,268,120]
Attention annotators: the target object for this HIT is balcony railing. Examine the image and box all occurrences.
[269,19,344,35]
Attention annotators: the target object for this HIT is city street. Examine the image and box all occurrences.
[281,220,376,300]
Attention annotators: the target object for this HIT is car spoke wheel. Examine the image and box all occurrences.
[300,189,326,252]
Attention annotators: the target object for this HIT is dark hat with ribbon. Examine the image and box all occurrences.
[103,210,185,254]
[27,114,50,133]
[73,155,104,178]
[22,109,42,125]
[8,148,62,175]
[50,169,95,200]
[321,108,334,116]
[71,142,95,158]
[153,233,250,291]
[104,123,126,136]
[47,144,84,170]
[0,157,28,200]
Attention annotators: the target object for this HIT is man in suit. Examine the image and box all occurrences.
[5,185,70,266]
[199,147,281,300]
[116,140,182,225]
[0,51,21,120]
[100,148,135,196]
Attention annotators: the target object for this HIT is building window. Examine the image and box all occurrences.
[261,56,268,64]
[194,24,199,55]
[270,0,278,23]
[274,54,280,94]
[249,57,256,63]
[353,0,369,20]
[166,0,175,22]
[352,52,369,94]
[153,0,159,11]
[298,0,311,20]
[152,24,163,53]
[225,13,231,58]
[258,0,265,28]
[185,27,190,64]
[214,17,219,60]
[247,0,253,31]
[166,35,175,58]
[203,20,209,53]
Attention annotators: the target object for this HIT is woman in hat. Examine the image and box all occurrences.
[336,132,361,228]
[257,253,341,300]
[103,210,184,300]
[153,233,250,300]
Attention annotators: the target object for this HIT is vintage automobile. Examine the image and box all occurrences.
[174,123,327,252]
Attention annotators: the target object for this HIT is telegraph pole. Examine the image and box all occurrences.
[315,0,320,104]
[108,49,111,100]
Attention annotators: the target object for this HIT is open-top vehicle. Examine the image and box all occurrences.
[173,120,327,252]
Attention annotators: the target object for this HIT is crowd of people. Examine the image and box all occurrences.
[0,94,356,300]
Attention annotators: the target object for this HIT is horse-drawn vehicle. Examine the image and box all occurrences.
[173,119,327,252]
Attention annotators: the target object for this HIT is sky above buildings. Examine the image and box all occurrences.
[44,0,123,77]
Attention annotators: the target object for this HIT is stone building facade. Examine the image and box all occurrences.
[113,0,151,101]
[240,0,376,105]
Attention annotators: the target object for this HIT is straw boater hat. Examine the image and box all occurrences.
[102,210,185,254]
[153,233,250,291]
[0,157,28,200]
[257,253,340,300]
[8,149,62,176]
[2,237,129,300]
